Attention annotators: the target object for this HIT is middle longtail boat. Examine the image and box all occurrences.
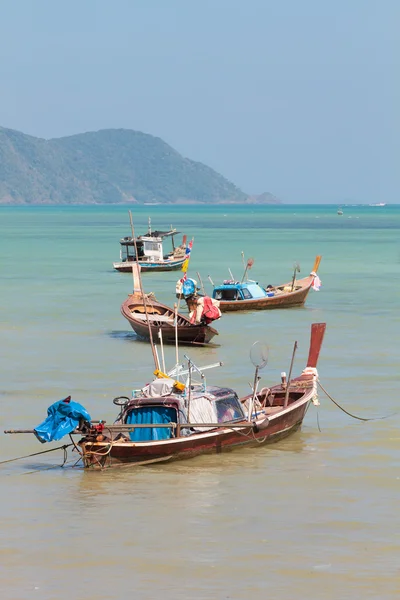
[208,255,322,312]
[121,264,219,345]
[77,322,326,468]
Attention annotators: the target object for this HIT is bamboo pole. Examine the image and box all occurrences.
[128,210,159,370]
[5,422,259,434]
[158,328,166,373]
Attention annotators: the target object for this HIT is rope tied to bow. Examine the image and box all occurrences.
[0,443,73,466]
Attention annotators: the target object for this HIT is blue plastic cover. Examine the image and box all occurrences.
[34,397,91,443]
[126,406,176,441]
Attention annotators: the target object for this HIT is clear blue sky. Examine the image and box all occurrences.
[0,0,398,203]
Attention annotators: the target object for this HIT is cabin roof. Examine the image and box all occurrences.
[213,280,260,291]
[120,229,179,246]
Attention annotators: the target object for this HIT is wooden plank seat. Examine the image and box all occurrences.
[131,312,174,323]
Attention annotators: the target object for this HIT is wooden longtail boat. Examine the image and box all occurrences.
[121,293,219,345]
[121,263,218,345]
[77,322,326,469]
[113,216,188,273]
[211,256,322,312]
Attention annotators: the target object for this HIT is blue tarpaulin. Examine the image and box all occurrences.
[34,396,91,443]
[126,406,176,441]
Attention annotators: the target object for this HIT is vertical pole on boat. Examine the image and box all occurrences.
[248,366,260,422]
[158,328,166,373]
[241,258,254,283]
[174,302,179,376]
[241,251,246,270]
[284,341,298,407]
[291,263,300,292]
[171,225,175,251]
[187,357,192,422]
[196,271,205,296]
[129,210,159,371]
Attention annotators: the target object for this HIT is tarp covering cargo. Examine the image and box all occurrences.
[34,396,91,443]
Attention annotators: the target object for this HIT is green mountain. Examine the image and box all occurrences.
[0,126,255,205]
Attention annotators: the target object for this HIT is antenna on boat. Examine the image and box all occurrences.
[228,268,235,281]
[196,271,206,296]
[129,210,159,371]
[241,258,254,283]
[148,216,151,234]
[283,341,298,407]
[158,328,166,373]
[241,251,246,270]
[171,224,175,250]
[208,275,214,287]
[248,342,269,421]
[174,302,180,378]
[291,262,301,291]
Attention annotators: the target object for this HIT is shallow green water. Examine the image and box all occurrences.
[1,204,399,599]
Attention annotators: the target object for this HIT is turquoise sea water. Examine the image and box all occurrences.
[1,204,399,599]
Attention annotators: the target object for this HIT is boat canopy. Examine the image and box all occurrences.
[120,229,179,246]
[118,382,246,441]
[213,281,269,301]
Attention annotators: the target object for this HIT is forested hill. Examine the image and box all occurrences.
[0,126,279,205]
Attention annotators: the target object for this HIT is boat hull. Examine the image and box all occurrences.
[219,276,313,312]
[114,258,185,273]
[121,294,218,345]
[125,317,217,345]
[81,396,311,469]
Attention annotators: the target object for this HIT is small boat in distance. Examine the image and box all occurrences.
[113,216,188,272]
[204,256,322,312]
[5,323,326,469]
[337,207,343,215]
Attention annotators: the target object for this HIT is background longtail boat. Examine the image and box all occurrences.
[210,256,322,312]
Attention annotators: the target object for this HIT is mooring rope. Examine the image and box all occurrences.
[317,380,396,422]
[0,443,73,466]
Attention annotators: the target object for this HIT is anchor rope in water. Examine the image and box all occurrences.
[0,443,73,466]
[317,380,396,422]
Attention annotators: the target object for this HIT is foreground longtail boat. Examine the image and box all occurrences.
[4,323,326,470]
[211,256,322,312]
[78,322,326,469]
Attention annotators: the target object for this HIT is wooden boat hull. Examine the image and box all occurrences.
[80,389,313,469]
[114,258,185,273]
[218,275,314,312]
[121,294,218,345]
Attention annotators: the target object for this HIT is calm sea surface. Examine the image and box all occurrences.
[1,204,399,599]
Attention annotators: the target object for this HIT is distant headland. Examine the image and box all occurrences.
[0,126,281,206]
